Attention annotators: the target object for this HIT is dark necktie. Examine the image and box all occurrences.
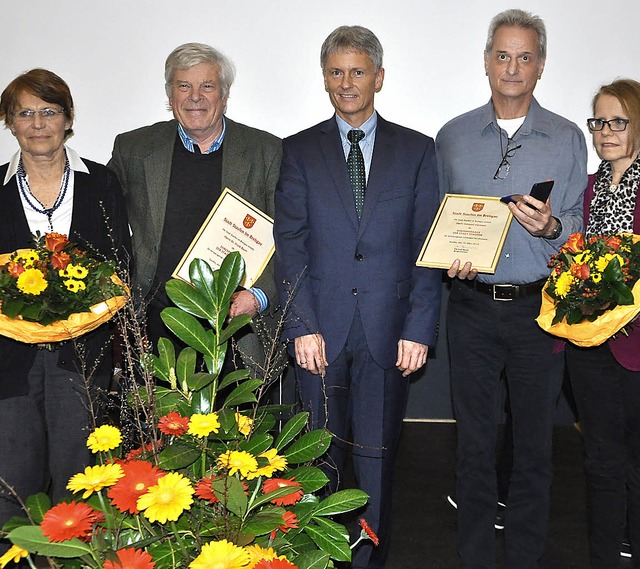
[347,129,366,217]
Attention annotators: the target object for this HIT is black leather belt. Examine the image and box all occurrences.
[460,278,546,301]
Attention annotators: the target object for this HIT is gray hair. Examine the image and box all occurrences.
[485,9,547,60]
[164,42,236,99]
[320,25,383,72]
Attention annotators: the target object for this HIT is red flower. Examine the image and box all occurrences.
[358,518,380,546]
[606,235,622,250]
[194,476,219,504]
[270,510,299,540]
[254,560,297,569]
[7,261,25,277]
[570,262,590,280]
[561,232,585,254]
[108,460,164,514]
[45,232,69,253]
[262,478,303,506]
[103,547,155,569]
[51,251,72,270]
[41,501,104,542]
[125,442,160,461]
[158,412,190,436]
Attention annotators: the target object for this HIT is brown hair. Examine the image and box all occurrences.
[0,68,74,139]
[593,79,640,147]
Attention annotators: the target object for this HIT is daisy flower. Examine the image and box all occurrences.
[67,463,124,499]
[158,412,190,436]
[0,544,29,566]
[261,478,303,506]
[269,510,299,540]
[102,547,155,569]
[108,460,164,514]
[217,450,258,479]
[87,425,122,453]
[235,412,253,436]
[41,501,104,542]
[252,449,287,478]
[189,540,249,569]
[137,472,194,523]
[188,413,221,438]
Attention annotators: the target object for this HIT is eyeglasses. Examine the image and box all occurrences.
[493,138,522,180]
[12,108,65,122]
[586,118,630,132]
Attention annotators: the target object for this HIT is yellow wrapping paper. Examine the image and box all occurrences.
[0,252,128,344]
[536,279,640,347]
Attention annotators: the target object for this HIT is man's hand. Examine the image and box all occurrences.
[396,339,428,377]
[447,259,478,280]
[229,290,260,319]
[507,195,557,237]
[294,333,328,376]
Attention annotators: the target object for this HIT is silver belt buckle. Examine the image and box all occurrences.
[492,284,515,301]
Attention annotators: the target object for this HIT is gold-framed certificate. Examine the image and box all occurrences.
[172,188,274,287]
[416,194,513,274]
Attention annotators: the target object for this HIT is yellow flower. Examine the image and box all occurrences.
[14,250,39,267]
[188,413,221,437]
[16,268,47,295]
[0,544,29,567]
[554,271,576,298]
[592,272,602,283]
[190,540,249,569]
[86,425,122,453]
[217,450,258,479]
[235,412,253,436]
[245,544,286,566]
[68,264,88,279]
[64,279,86,293]
[251,448,288,478]
[137,472,194,523]
[574,251,592,264]
[67,463,124,499]
[595,253,624,272]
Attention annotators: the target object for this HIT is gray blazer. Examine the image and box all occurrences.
[108,117,282,376]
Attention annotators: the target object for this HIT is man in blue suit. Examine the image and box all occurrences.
[274,25,441,569]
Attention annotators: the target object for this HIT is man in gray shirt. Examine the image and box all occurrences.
[436,9,586,568]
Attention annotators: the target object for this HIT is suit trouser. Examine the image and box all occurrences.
[0,350,107,559]
[566,342,640,569]
[448,281,563,569]
[296,309,409,569]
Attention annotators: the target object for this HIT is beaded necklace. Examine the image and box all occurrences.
[17,153,70,232]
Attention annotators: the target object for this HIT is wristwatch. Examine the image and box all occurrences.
[546,216,563,240]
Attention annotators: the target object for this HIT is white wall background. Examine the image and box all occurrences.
[1,0,638,173]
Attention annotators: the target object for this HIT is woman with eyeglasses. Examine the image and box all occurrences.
[565,79,640,567]
[0,68,130,556]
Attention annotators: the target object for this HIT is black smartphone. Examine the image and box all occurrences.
[529,180,554,203]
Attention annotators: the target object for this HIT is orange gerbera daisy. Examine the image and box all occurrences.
[41,501,104,543]
[261,478,303,506]
[269,510,299,540]
[125,442,160,461]
[103,547,155,569]
[108,460,164,514]
[158,412,190,436]
[253,559,297,569]
[194,476,220,504]
[359,518,380,546]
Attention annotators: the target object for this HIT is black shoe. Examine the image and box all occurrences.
[621,540,632,558]
[445,495,506,530]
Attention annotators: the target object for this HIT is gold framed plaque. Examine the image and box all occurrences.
[416,194,513,274]
[172,188,274,287]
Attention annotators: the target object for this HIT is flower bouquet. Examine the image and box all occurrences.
[1,253,372,569]
[536,232,640,347]
[0,232,127,343]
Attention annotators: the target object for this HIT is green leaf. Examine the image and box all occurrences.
[218,369,251,391]
[157,337,176,375]
[161,308,215,359]
[189,259,218,309]
[1,296,23,318]
[313,489,368,517]
[150,354,170,382]
[216,252,245,303]
[222,379,264,408]
[25,493,51,525]
[219,314,252,344]
[190,388,214,414]
[304,517,352,561]
[186,371,216,392]
[242,506,285,536]
[293,550,331,569]
[275,412,310,450]
[284,430,332,464]
[611,280,634,305]
[239,433,273,455]
[212,475,248,517]
[176,347,197,384]
[165,278,215,320]
[8,525,93,558]
[157,441,200,469]
[287,466,329,494]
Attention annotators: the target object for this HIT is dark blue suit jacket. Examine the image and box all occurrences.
[274,114,441,369]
